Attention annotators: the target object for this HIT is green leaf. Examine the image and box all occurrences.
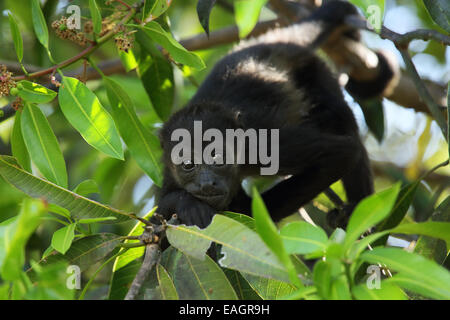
[390,221,450,250]
[252,187,302,287]
[222,211,256,231]
[73,179,99,197]
[359,98,385,143]
[330,275,352,300]
[347,230,388,261]
[280,221,328,255]
[0,156,132,223]
[142,0,171,21]
[131,22,205,69]
[373,181,420,247]
[414,196,450,264]
[119,50,138,72]
[8,13,23,62]
[313,258,347,300]
[241,273,296,300]
[103,76,163,186]
[58,76,124,160]
[329,228,346,244]
[292,255,313,282]
[224,269,261,300]
[156,264,178,300]
[160,247,238,300]
[48,203,71,219]
[108,258,141,300]
[51,223,76,254]
[312,260,334,299]
[41,245,54,260]
[136,263,178,300]
[234,0,268,38]
[352,281,407,300]
[0,199,47,280]
[31,0,49,48]
[343,183,400,251]
[166,214,291,283]
[136,38,174,121]
[423,0,450,33]
[377,181,420,231]
[197,0,217,35]
[360,247,450,300]
[21,103,68,187]
[88,0,102,35]
[11,112,31,172]
[16,80,57,104]
[39,233,122,271]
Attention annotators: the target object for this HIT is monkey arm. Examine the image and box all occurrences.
[156,189,217,228]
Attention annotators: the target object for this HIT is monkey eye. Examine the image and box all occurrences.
[212,153,224,166]
[181,160,196,172]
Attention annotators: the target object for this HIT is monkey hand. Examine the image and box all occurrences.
[157,190,217,228]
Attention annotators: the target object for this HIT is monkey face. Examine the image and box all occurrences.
[172,159,240,210]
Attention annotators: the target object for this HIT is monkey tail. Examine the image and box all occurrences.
[238,1,359,51]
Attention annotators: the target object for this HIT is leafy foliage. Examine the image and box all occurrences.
[423,0,450,33]
[0,0,448,301]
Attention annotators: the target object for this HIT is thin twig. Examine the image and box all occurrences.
[345,16,450,47]
[114,0,132,10]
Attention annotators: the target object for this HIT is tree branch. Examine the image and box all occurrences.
[1,2,448,124]
[124,214,179,300]
[124,243,160,300]
[344,16,450,47]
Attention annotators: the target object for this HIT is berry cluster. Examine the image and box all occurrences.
[0,65,15,97]
[84,11,124,38]
[51,16,88,46]
[114,33,134,53]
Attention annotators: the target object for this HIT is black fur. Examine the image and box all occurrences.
[345,51,398,100]
[155,1,374,228]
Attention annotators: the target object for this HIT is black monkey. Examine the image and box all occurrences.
[155,1,380,229]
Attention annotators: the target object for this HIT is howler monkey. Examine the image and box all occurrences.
[155,1,380,229]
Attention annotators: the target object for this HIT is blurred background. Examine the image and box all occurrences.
[0,0,448,263]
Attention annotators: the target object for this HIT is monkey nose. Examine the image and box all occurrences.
[199,181,219,195]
